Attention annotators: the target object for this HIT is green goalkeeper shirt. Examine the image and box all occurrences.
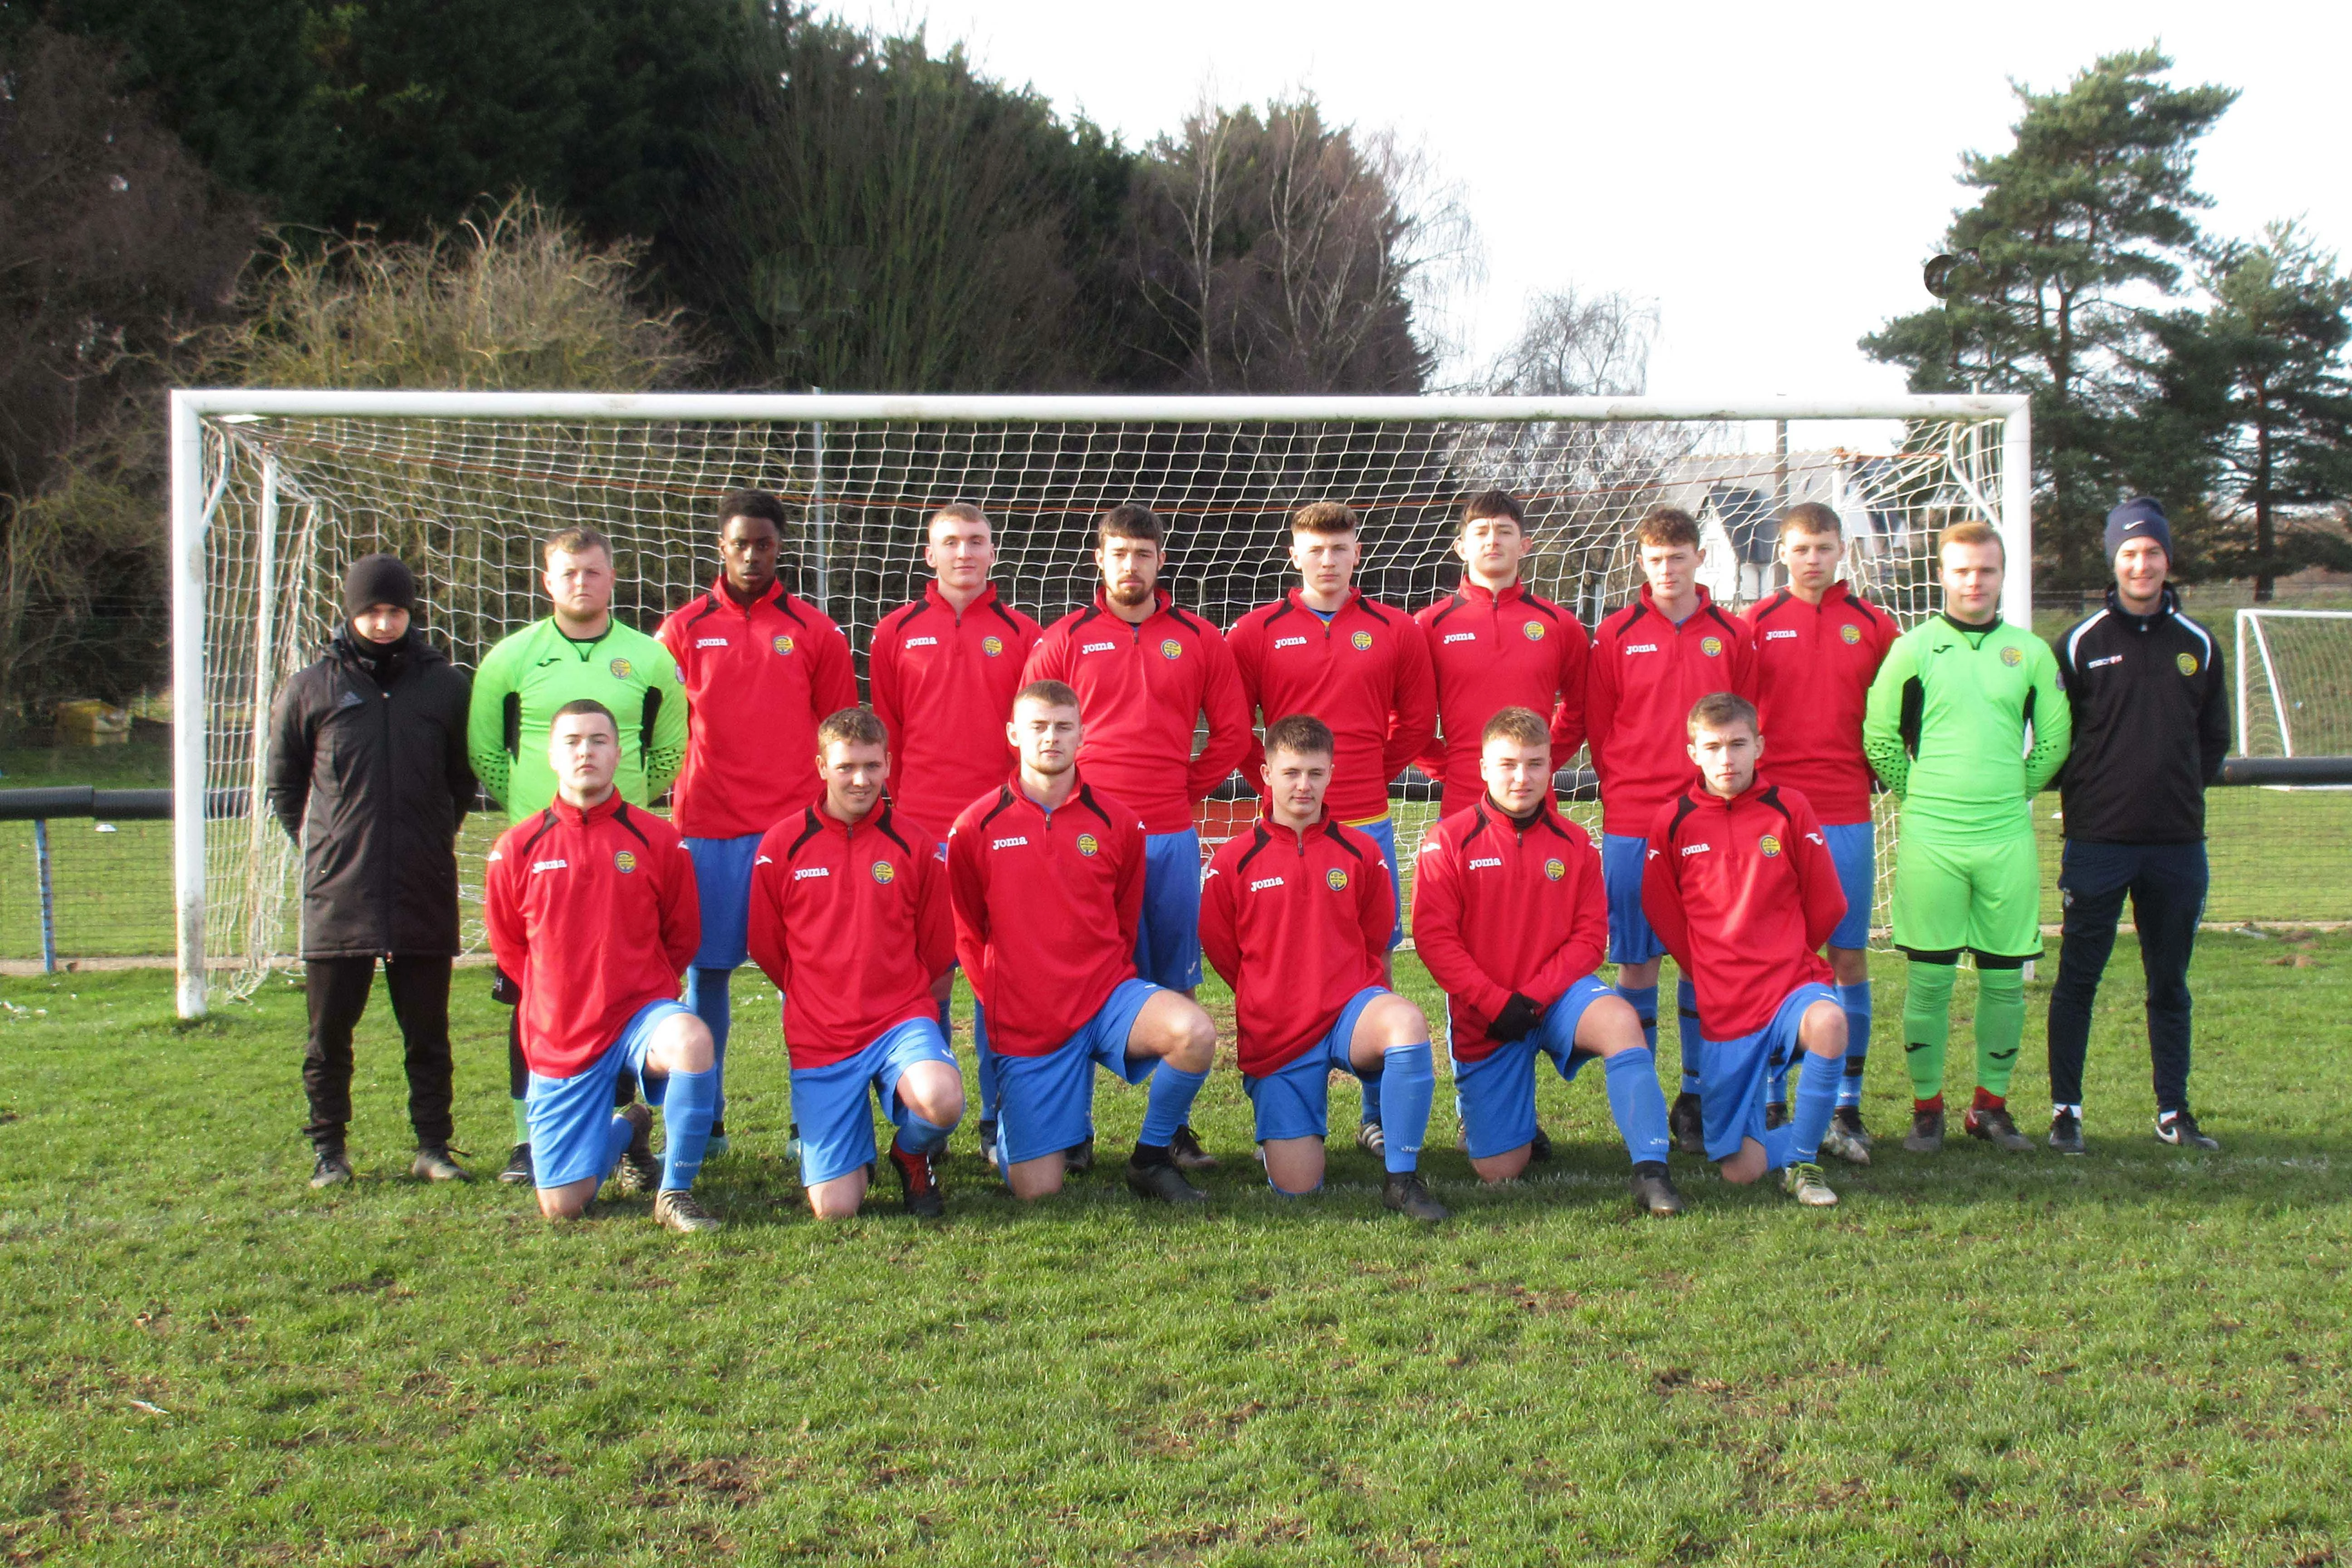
[466,616,688,821]
[1862,613,2071,841]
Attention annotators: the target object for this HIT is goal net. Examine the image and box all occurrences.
[169,392,2028,1015]
[2235,608,2352,760]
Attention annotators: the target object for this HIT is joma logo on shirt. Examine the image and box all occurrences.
[1765,629,1798,641]
[1250,876,1284,891]
[1442,632,1476,645]
[991,836,1029,850]
[1680,842,1711,856]
[793,866,830,881]
[529,858,568,874]
[1625,642,1659,654]
[1468,857,1502,869]
[904,636,938,649]
[1080,641,1117,654]
[1274,636,1308,650]
[695,637,729,648]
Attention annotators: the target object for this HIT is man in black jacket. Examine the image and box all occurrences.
[267,554,477,1187]
[2047,499,2231,1155]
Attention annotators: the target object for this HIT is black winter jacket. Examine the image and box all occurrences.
[2054,586,2230,844]
[266,631,476,957]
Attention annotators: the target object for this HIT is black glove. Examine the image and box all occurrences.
[1487,992,1544,1044]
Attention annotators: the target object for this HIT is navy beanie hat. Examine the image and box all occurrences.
[343,553,417,618]
[2105,498,2172,562]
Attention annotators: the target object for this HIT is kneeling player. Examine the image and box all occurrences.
[1413,707,1685,1215]
[1200,714,1446,1221]
[747,707,965,1219]
[947,681,1220,1204]
[485,700,721,1232]
[1642,694,1850,1206]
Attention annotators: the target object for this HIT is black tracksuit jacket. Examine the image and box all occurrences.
[2053,586,2231,844]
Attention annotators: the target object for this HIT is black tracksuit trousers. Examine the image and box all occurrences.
[303,956,455,1149]
[2045,840,2208,1114]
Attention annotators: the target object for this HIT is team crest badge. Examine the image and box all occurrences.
[1840,623,1862,645]
[982,635,1004,657]
[2000,645,2023,667]
[1522,621,1545,642]
[1075,833,1100,857]
[1326,867,1349,891]
[608,657,634,680]
[774,634,795,656]
[1544,858,1567,882]
[1759,835,1782,858]
[2176,652,2198,676]
[613,850,637,873]
[1700,636,1724,657]
[1159,638,1183,661]
[1351,630,1374,651]
[871,860,895,885]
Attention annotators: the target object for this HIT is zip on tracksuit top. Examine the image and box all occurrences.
[656,577,858,839]
[1019,588,1254,835]
[1587,585,1758,839]
[484,793,701,1079]
[2054,585,2230,844]
[1413,580,1592,807]
[1640,781,1845,1041]
[745,801,956,1068]
[868,582,1046,834]
[1198,809,1394,1075]
[946,772,1148,1057]
[1411,796,1610,1061]
[1225,588,1437,823]
[1740,583,1896,826]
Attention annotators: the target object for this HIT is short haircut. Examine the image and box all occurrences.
[1778,501,1842,541]
[1939,519,2003,558]
[1480,706,1551,750]
[717,489,788,533]
[1292,501,1358,536]
[1687,691,1759,739]
[817,706,887,751]
[1098,503,1164,549]
[542,526,612,563]
[1460,489,1524,530]
[1634,504,1700,550]
[930,501,988,534]
[1262,713,1335,760]
[550,697,617,734]
[1015,678,1081,712]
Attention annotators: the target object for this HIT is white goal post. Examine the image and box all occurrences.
[168,389,2031,1018]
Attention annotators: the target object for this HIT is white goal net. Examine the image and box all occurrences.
[169,392,2029,1015]
[2235,608,2352,760]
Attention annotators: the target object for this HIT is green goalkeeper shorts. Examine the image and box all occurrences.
[1889,827,2043,959]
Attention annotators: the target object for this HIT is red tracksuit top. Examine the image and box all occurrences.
[946,771,1147,1057]
[1019,589,1253,834]
[1639,780,1845,1041]
[657,578,858,839]
[1413,580,1591,808]
[868,582,1045,833]
[1411,796,1609,1062]
[1225,588,1437,823]
[1587,584,1757,838]
[1740,583,1896,826]
[485,794,700,1079]
[744,800,955,1068]
[1198,809,1393,1075]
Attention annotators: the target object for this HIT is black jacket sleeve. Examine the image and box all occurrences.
[442,666,477,830]
[265,669,317,843]
[2198,637,2231,784]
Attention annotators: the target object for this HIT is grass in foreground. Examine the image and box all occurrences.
[1,938,2348,1565]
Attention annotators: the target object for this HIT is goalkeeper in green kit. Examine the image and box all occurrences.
[1864,520,2069,1154]
[468,525,689,1186]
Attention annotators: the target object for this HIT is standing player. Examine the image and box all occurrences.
[1020,504,1250,1167]
[1226,501,1436,1152]
[1863,520,2070,1153]
[869,501,1044,1155]
[746,707,966,1218]
[470,527,688,1187]
[1642,694,1850,1207]
[946,681,1220,1205]
[484,700,720,1232]
[1413,707,1686,1216]
[1741,503,1896,1161]
[2045,500,2230,1153]
[1587,504,1757,1151]
[657,489,857,1156]
[1199,714,1448,1221]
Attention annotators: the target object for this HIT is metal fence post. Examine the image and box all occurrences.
[33,818,56,975]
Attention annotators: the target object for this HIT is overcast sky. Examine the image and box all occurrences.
[834,0,2349,410]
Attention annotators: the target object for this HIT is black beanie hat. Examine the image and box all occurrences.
[343,553,416,618]
[2104,497,2172,562]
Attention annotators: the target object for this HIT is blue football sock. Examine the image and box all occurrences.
[1836,981,1872,1108]
[1675,978,1702,1096]
[895,1112,954,1156]
[1602,1047,1672,1166]
[1137,1062,1209,1148]
[684,967,733,1122]
[974,1003,1000,1123]
[656,1066,717,1191]
[1792,1051,1842,1164]
[1761,1122,1798,1170]
[1617,983,1660,1053]
[599,1112,636,1181]
[1377,1043,1435,1174]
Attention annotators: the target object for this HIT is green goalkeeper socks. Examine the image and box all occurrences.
[1974,967,2025,1099]
[1903,960,1957,1104]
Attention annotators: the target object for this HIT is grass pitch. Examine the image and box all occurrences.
[3,935,2348,1565]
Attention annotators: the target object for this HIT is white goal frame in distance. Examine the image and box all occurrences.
[167,389,2032,1018]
